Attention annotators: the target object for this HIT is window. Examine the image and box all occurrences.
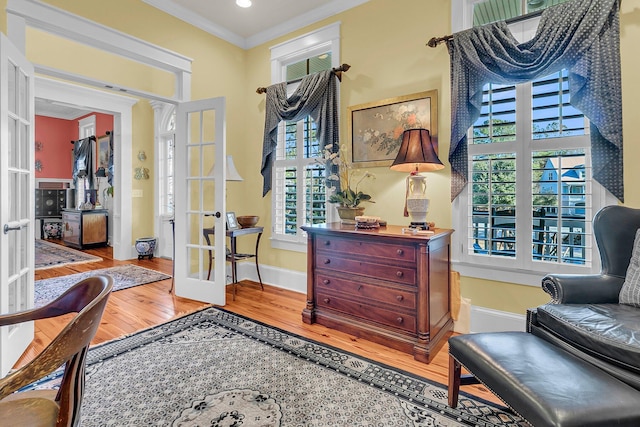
[452,2,614,285]
[157,105,175,217]
[269,23,340,251]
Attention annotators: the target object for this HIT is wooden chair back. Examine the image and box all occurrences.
[0,275,113,426]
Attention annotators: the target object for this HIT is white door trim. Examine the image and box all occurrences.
[6,0,192,101]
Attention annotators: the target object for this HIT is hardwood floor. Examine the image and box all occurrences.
[24,242,500,405]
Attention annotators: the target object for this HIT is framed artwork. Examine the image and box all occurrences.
[348,90,438,168]
[97,134,110,170]
[226,212,239,230]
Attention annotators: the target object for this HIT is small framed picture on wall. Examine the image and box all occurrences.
[97,134,110,170]
[226,212,239,230]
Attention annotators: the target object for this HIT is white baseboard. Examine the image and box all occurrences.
[236,262,306,294]
[470,306,526,333]
[237,263,527,333]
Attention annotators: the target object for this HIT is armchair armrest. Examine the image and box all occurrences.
[542,273,624,304]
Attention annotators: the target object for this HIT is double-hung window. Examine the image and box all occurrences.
[269,23,340,251]
[451,0,615,284]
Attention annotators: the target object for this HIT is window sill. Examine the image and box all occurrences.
[453,260,552,287]
[270,237,306,253]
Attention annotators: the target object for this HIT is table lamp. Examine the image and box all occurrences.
[390,128,444,230]
[207,155,243,182]
[94,167,107,208]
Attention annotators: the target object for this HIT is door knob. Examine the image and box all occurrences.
[4,221,26,234]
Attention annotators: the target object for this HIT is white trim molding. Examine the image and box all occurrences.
[143,0,365,50]
[235,263,528,334]
[6,0,193,101]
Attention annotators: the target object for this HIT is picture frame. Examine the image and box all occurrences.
[348,90,438,168]
[96,134,110,170]
[226,211,239,230]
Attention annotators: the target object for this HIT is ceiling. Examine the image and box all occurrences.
[143,0,369,49]
[35,0,369,119]
[35,98,93,120]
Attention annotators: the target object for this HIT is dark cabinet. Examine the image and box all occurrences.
[35,189,67,218]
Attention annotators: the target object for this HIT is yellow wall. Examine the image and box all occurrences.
[3,0,639,315]
[245,0,640,315]
[6,0,249,242]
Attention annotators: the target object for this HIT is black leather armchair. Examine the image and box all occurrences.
[528,205,640,390]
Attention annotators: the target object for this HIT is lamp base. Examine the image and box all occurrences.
[409,221,430,230]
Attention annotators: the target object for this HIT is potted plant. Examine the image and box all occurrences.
[320,144,375,221]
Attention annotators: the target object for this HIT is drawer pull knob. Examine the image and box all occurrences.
[324,259,331,264]
[396,317,404,324]
[396,249,404,255]
[324,240,331,246]
[323,298,331,304]
[396,295,404,302]
[396,271,404,278]
[323,279,330,285]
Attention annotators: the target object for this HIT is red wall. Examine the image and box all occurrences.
[35,116,76,179]
[76,112,114,139]
[35,113,114,180]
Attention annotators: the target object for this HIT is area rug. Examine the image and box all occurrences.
[34,265,171,307]
[29,307,524,426]
[35,239,102,270]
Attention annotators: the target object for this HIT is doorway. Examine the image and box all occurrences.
[35,77,137,260]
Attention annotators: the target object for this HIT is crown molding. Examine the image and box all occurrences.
[143,0,368,50]
[142,0,247,48]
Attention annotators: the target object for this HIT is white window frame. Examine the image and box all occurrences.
[152,102,176,220]
[451,1,616,286]
[269,22,340,252]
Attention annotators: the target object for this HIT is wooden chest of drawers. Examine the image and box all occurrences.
[301,223,453,363]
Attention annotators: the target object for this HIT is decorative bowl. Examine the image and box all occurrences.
[237,215,259,228]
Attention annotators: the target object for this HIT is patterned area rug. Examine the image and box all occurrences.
[34,265,170,307]
[35,239,102,270]
[29,307,524,426]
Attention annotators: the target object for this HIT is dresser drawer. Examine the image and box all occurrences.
[62,215,81,246]
[316,291,416,333]
[315,253,416,285]
[316,273,416,310]
[316,235,416,263]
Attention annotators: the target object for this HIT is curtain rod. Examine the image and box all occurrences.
[70,135,96,144]
[256,63,351,94]
[70,131,110,144]
[426,9,544,48]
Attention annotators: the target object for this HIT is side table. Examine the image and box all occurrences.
[202,226,264,300]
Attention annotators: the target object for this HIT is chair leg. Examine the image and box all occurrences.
[448,355,461,408]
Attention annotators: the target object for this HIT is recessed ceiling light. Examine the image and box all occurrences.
[236,0,252,7]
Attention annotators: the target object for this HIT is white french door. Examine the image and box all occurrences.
[174,97,227,305]
[0,33,35,375]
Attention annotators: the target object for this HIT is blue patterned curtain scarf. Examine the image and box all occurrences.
[261,70,339,196]
[447,0,622,201]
